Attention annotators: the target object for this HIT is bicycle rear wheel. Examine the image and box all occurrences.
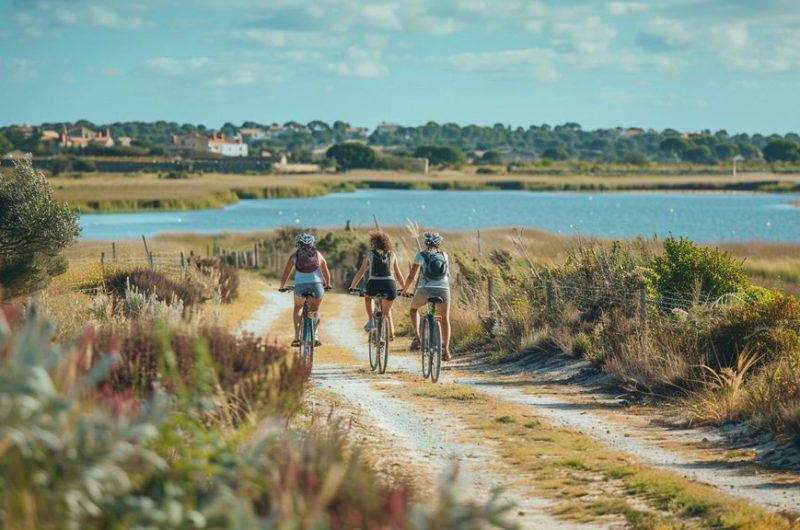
[378,315,390,374]
[420,317,431,379]
[430,321,442,383]
[368,317,379,371]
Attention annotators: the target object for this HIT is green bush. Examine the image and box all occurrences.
[0,159,81,299]
[326,142,377,171]
[648,236,748,308]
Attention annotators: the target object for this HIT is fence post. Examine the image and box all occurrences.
[638,288,648,337]
[180,251,186,269]
[111,242,117,264]
[149,252,155,269]
[253,243,260,268]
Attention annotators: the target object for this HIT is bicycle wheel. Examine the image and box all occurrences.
[430,321,442,383]
[378,315,390,374]
[302,317,315,370]
[420,317,431,379]
[368,317,379,371]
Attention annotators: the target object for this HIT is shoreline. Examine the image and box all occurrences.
[65,172,800,215]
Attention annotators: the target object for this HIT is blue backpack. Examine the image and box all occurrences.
[421,251,448,281]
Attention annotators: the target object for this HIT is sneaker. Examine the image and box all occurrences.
[364,320,375,331]
[314,338,322,347]
[443,349,452,362]
[410,337,421,351]
[291,339,301,347]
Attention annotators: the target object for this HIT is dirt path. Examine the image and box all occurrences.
[243,288,800,528]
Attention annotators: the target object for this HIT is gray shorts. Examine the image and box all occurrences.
[294,282,324,300]
[411,286,450,308]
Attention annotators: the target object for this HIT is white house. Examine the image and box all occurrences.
[167,133,248,157]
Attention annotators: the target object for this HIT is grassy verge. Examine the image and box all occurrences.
[382,374,797,530]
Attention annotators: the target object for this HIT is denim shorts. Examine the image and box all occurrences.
[294,282,325,300]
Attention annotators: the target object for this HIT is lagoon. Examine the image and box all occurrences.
[79,189,800,242]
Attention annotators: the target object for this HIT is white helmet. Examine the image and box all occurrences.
[295,232,316,247]
[423,232,443,248]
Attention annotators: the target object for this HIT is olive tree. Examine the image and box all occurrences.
[0,159,81,299]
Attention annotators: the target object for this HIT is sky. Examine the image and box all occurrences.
[1,0,799,133]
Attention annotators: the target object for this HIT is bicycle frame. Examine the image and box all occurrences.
[350,289,390,374]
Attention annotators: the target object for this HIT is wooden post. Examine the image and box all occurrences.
[180,251,186,269]
[253,243,260,268]
[111,242,117,264]
[638,288,648,337]
[372,213,381,231]
[345,219,352,232]
[141,235,152,266]
[477,230,482,260]
[206,244,210,258]
[235,252,240,268]
[149,251,155,269]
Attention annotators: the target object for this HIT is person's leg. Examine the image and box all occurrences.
[437,298,452,359]
[364,296,374,321]
[292,296,305,341]
[381,298,393,332]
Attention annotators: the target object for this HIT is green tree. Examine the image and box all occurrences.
[622,151,649,166]
[737,143,761,161]
[713,143,737,160]
[0,134,13,155]
[479,150,502,165]
[659,137,693,157]
[0,160,81,299]
[762,140,800,163]
[326,142,377,171]
[413,145,467,168]
[683,145,717,164]
[541,146,570,161]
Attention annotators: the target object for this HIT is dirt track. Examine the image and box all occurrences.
[243,288,800,529]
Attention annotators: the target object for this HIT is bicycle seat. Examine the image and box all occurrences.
[428,296,444,304]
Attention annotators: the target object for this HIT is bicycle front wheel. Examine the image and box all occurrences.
[301,317,315,370]
[378,315,390,374]
[420,317,431,379]
[430,321,442,383]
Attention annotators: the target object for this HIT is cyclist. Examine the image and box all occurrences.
[278,232,332,347]
[349,231,406,338]
[399,232,452,361]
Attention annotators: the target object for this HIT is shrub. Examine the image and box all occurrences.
[413,145,467,168]
[326,142,377,171]
[106,268,204,307]
[0,159,81,299]
[648,236,748,309]
[94,321,309,419]
[190,257,239,303]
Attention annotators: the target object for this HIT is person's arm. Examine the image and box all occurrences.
[349,254,370,290]
[393,256,406,291]
[401,263,420,295]
[278,255,294,290]
[319,253,332,288]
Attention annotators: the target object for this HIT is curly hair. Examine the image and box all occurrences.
[369,231,393,253]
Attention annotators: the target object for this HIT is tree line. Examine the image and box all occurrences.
[2,120,800,165]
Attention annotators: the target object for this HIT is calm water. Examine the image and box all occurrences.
[79,189,800,242]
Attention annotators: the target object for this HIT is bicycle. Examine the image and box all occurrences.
[417,295,444,383]
[280,285,325,370]
[349,288,390,374]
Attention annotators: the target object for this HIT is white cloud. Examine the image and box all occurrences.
[362,4,402,31]
[143,55,289,86]
[326,46,390,78]
[10,58,40,83]
[441,49,561,81]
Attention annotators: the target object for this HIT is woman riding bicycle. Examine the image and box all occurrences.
[399,231,452,361]
[278,232,332,347]
[349,231,406,338]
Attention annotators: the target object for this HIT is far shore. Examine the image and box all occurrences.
[47,169,800,214]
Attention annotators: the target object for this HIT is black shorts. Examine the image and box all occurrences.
[366,279,397,301]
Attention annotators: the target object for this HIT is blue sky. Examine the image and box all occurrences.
[1,0,799,133]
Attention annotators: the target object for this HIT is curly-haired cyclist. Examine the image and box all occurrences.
[399,231,452,361]
[278,232,332,347]
[349,230,406,338]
